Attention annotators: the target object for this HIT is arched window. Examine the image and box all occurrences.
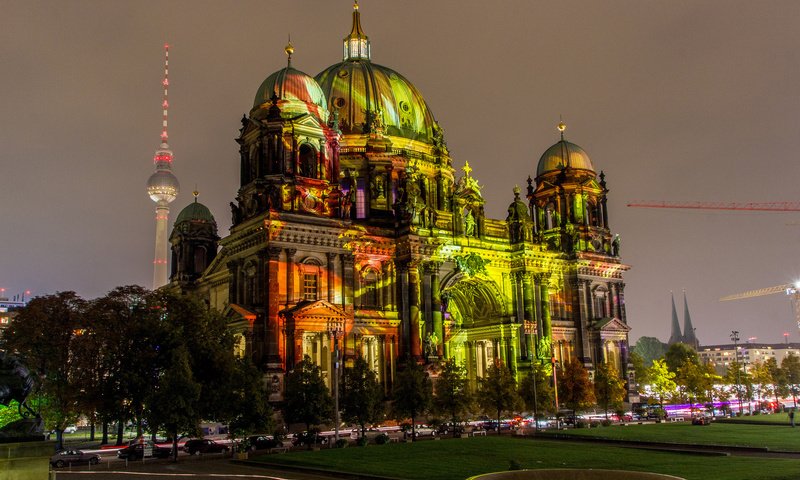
[299,144,317,178]
[193,246,207,274]
[545,202,555,229]
[361,269,379,308]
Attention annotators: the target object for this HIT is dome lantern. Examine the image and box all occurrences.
[343,1,370,61]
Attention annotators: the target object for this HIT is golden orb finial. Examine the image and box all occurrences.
[557,121,566,133]
[192,188,199,202]
[354,0,359,10]
[285,40,294,57]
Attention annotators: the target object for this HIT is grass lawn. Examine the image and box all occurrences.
[539,421,800,452]
[252,436,800,480]
[717,412,794,426]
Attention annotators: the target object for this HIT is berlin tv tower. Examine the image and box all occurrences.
[146,44,179,289]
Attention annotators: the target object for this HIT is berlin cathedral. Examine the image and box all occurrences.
[168,3,634,402]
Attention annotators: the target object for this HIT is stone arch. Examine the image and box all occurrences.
[441,273,506,328]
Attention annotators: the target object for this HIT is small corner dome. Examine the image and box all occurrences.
[536,140,595,177]
[175,201,216,226]
[253,67,328,120]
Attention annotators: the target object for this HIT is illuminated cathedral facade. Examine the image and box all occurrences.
[169,4,634,401]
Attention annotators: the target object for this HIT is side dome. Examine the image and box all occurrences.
[315,61,437,144]
[175,200,216,226]
[253,66,328,121]
[536,140,595,177]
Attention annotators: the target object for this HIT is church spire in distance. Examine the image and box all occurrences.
[668,292,682,345]
[146,44,180,289]
[343,1,370,61]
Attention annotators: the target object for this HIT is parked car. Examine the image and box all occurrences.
[292,431,329,446]
[183,438,229,455]
[51,450,100,468]
[117,441,172,460]
[63,425,78,434]
[247,435,282,450]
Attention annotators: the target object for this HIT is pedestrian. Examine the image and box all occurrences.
[790,409,795,428]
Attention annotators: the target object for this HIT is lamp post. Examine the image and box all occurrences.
[730,330,742,415]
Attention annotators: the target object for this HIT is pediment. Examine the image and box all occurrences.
[592,317,631,332]
[281,300,347,321]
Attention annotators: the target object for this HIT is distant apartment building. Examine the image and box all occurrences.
[0,297,25,330]
[699,342,800,374]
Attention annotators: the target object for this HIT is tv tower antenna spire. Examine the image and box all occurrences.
[146,43,180,289]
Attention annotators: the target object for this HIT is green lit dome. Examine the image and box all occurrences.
[253,66,328,121]
[175,200,215,226]
[536,140,595,177]
[315,61,437,144]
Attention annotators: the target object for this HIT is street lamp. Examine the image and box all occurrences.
[328,320,344,443]
[730,330,742,415]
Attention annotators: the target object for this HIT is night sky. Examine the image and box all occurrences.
[3,1,799,345]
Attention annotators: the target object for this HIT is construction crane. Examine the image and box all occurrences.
[720,283,800,332]
[628,200,800,332]
[627,201,800,212]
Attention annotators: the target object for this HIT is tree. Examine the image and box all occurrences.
[341,357,384,439]
[664,343,699,373]
[392,358,432,441]
[765,357,788,410]
[145,346,201,460]
[593,362,626,419]
[476,359,522,433]
[227,359,274,454]
[749,361,774,409]
[724,360,752,413]
[676,361,715,408]
[781,354,800,408]
[80,286,153,445]
[2,292,86,450]
[557,357,595,419]
[283,356,333,435]
[433,358,472,436]
[632,337,668,367]
[518,362,555,420]
[648,359,676,408]
[629,351,650,386]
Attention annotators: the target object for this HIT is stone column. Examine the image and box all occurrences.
[409,262,422,360]
[537,273,552,341]
[285,248,296,305]
[383,261,394,311]
[577,280,592,365]
[610,282,620,319]
[397,262,410,357]
[430,262,443,356]
[264,246,283,368]
[327,252,337,303]
[618,282,627,323]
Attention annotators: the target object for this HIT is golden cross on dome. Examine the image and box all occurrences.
[463,161,472,177]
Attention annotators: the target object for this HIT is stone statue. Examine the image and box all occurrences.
[424,331,439,357]
[464,210,476,237]
[0,352,43,439]
[612,234,621,256]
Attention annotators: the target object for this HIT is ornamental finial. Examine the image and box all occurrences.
[463,161,472,177]
[285,35,294,67]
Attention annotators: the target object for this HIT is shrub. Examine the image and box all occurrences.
[508,459,522,470]
[334,439,348,449]
[357,436,369,447]
[601,419,612,427]
[375,433,390,445]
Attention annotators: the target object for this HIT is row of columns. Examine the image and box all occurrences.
[511,272,552,360]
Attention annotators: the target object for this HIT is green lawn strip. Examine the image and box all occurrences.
[717,412,793,426]
[539,422,800,452]
[251,437,800,480]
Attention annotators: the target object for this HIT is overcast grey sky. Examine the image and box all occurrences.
[2,1,799,345]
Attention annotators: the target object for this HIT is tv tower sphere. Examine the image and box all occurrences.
[147,144,179,204]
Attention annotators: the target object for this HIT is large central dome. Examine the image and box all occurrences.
[316,62,436,143]
[314,3,437,145]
